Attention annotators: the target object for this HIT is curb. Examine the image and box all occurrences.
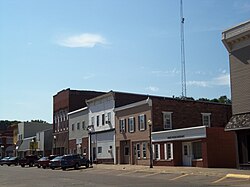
[226,173,250,179]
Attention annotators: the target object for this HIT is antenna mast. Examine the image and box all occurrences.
[180,0,187,98]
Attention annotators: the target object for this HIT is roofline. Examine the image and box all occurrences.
[114,98,152,112]
[68,107,88,116]
[85,91,114,104]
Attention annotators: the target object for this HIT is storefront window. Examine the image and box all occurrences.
[192,141,202,159]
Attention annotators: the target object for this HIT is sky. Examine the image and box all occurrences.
[0,0,249,123]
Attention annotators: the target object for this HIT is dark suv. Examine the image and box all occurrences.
[60,154,89,170]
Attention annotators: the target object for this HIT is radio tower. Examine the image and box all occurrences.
[180,0,187,98]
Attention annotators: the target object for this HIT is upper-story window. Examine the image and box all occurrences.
[77,122,80,130]
[91,116,94,126]
[128,117,135,133]
[138,114,146,131]
[202,113,211,127]
[82,121,86,130]
[106,112,111,124]
[102,114,105,126]
[72,124,75,131]
[163,112,173,129]
[96,116,100,127]
[119,119,126,133]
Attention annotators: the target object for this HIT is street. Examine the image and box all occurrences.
[0,165,249,187]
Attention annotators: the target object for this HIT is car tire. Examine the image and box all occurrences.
[42,165,46,169]
[21,164,25,167]
[51,167,55,170]
[74,163,79,170]
[85,161,89,168]
[62,167,66,171]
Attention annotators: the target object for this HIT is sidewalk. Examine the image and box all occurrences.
[94,164,250,178]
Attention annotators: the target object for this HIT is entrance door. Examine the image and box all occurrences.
[182,142,192,166]
[123,146,130,164]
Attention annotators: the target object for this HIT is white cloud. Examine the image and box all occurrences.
[58,33,107,48]
[83,73,95,80]
[146,86,159,92]
[187,73,230,88]
[151,69,180,77]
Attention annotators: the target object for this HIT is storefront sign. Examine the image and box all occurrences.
[152,126,206,142]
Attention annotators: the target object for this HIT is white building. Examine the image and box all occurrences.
[86,92,116,164]
[68,107,89,155]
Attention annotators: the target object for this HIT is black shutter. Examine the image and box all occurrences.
[124,119,127,133]
[138,116,140,131]
[128,118,130,133]
[144,115,147,130]
[133,117,136,132]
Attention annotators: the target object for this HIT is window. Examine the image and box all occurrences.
[136,143,140,159]
[192,141,202,159]
[77,122,80,130]
[138,114,146,131]
[119,119,126,133]
[163,112,172,129]
[91,116,94,126]
[164,143,173,160]
[72,124,75,131]
[202,113,211,127]
[96,116,100,127]
[142,142,147,159]
[102,114,105,126]
[82,121,85,130]
[128,117,135,133]
[107,112,111,124]
[98,147,102,154]
[154,144,160,160]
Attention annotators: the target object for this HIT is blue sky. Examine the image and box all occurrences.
[0,0,249,123]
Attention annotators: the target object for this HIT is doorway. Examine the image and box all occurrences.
[182,142,192,166]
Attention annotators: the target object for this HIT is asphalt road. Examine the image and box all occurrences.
[0,165,249,187]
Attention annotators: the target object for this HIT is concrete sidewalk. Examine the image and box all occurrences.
[94,164,250,179]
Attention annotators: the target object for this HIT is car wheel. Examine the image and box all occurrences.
[85,161,89,168]
[7,164,10,166]
[74,163,79,170]
[42,165,46,169]
[21,164,25,167]
[62,167,66,171]
[51,167,55,170]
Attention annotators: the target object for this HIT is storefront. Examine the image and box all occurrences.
[152,126,237,168]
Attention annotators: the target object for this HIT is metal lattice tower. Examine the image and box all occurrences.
[180,0,187,98]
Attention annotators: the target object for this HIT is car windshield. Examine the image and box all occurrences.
[52,156,63,161]
[38,157,48,161]
[9,157,17,160]
[1,157,9,160]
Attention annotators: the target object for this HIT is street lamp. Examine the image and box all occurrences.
[148,119,153,168]
[87,125,94,165]
[53,135,57,155]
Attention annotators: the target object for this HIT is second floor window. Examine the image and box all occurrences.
[91,116,94,126]
[163,112,172,129]
[202,113,211,127]
[102,114,105,126]
[77,122,80,130]
[72,124,75,131]
[119,119,126,133]
[128,117,135,133]
[138,114,146,131]
[97,116,100,127]
[82,121,85,130]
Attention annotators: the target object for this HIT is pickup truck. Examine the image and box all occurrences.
[19,155,39,167]
[60,154,90,170]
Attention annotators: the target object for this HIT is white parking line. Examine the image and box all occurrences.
[169,174,189,181]
[139,172,161,178]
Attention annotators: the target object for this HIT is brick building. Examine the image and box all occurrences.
[53,89,105,155]
[115,96,236,168]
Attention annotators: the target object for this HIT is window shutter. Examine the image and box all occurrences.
[128,118,130,132]
[144,115,147,130]
[138,116,140,131]
[133,117,136,132]
[124,119,127,133]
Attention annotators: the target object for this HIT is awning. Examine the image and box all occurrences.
[225,113,250,131]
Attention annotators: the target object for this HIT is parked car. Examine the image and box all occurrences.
[19,155,39,167]
[37,155,57,169]
[49,156,63,170]
[6,157,19,166]
[0,157,10,166]
[60,154,90,170]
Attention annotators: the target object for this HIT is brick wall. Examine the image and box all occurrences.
[69,139,76,154]
[151,97,232,132]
